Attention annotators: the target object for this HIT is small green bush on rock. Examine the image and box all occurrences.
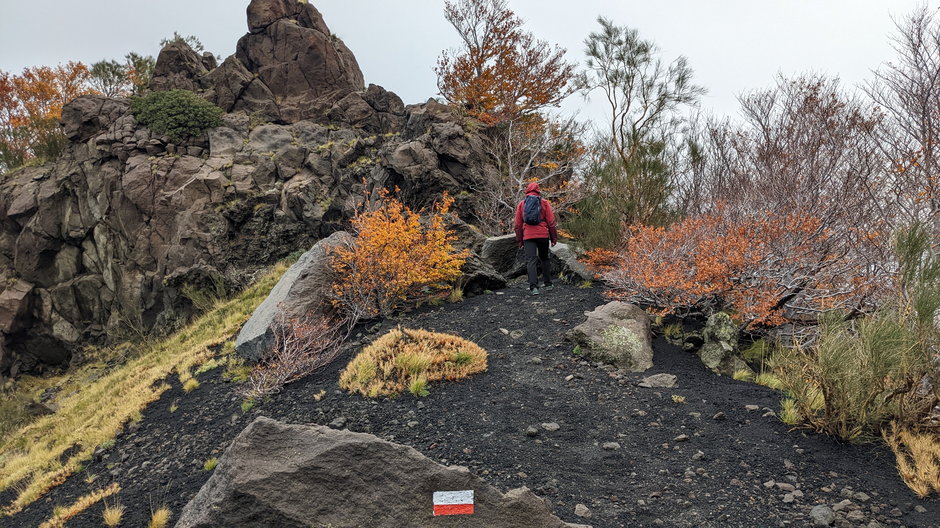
[130,89,223,142]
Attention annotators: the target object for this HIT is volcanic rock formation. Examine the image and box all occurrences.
[0,0,501,376]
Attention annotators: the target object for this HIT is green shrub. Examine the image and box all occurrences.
[773,224,940,442]
[130,90,223,142]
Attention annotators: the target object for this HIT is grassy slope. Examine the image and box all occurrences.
[0,261,289,516]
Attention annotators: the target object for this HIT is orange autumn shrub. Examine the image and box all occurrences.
[331,190,469,318]
[598,207,879,326]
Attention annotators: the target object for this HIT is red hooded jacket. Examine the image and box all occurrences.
[514,183,557,244]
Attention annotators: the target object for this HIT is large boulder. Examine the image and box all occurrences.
[175,417,582,528]
[235,0,365,123]
[698,312,750,375]
[235,231,352,362]
[567,301,653,372]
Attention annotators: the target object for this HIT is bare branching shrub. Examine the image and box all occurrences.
[243,313,346,399]
[470,115,587,234]
[866,6,940,228]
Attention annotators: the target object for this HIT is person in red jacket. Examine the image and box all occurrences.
[514,182,558,295]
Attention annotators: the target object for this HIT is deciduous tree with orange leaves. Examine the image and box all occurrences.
[436,0,575,125]
[436,0,583,233]
[0,62,94,173]
[330,190,469,318]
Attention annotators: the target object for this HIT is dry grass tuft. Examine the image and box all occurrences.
[148,506,172,528]
[102,500,125,527]
[883,421,940,497]
[0,262,288,515]
[340,328,487,398]
[38,482,120,528]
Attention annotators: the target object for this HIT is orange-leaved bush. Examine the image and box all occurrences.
[593,206,880,326]
[331,190,469,318]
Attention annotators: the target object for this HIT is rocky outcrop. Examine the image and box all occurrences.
[235,0,364,123]
[0,1,499,376]
[175,416,581,528]
[235,231,350,362]
[567,301,653,372]
[699,312,749,375]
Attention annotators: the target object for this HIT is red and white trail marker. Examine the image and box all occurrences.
[433,490,474,516]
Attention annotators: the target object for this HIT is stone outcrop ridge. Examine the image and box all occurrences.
[151,0,371,126]
[175,416,583,528]
[0,0,501,376]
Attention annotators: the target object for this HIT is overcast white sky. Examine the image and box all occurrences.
[1,1,938,127]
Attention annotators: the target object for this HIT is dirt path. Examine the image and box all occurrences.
[6,283,938,528]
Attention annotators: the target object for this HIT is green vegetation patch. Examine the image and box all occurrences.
[130,89,223,142]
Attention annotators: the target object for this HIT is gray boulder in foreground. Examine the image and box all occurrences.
[234,231,351,362]
[175,416,585,528]
[567,301,653,372]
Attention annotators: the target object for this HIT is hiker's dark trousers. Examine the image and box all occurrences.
[524,238,551,289]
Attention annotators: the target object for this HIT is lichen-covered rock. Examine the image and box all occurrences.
[567,301,653,371]
[698,312,750,375]
[175,417,580,528]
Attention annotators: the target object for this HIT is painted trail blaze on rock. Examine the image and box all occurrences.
[433,490,474,516]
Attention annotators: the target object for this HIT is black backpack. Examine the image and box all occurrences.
[523,195,542,225]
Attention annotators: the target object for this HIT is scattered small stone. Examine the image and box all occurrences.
[574,503,592,518]
[810,504,836,526]
[712,412,726,421]
[329,417,347,429]
[783,493,794,503]
[565,375,575,381]
[673,434,690,442]
[832,499,853,512]
[541,422,560,432]
[914,505,927,513]
[602,442,621,450]
[692,450,705,461]
[866,522,884,528]
[853,492,871,503]
[745,405,760,412]
[416,401,425,409]
[528,357,543,364]
[638,373,677,388]
[845,510,866,523]
[688,412,701,419]
[784,459,795,470]
[764,480,776,488]
[776,482,796,492]
[517,471,527,478]
[525,426,539,437]
[407,421,419,428]
[499,328,510,335]
[510,330,524,339]
[730,479,744,487]
[792,490,804,498]
[889,507,902,517]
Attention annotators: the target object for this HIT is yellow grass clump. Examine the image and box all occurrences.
[0,261,289,516]
[340,328,487,398]
[148,506,172,528]
[38,482,120,528]
[102,500,125,527]
[883,421,940,497]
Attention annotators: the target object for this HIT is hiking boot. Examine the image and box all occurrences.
[542,283,554,291]
[530,287,540,296]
